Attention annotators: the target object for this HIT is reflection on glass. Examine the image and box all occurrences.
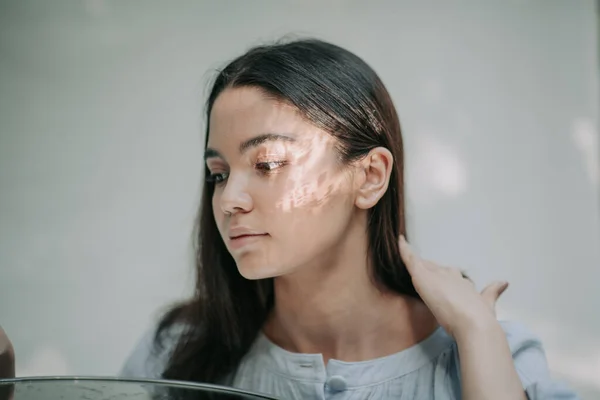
[0,377,279,400]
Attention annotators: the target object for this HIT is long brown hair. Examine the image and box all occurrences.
[156,38,418,384]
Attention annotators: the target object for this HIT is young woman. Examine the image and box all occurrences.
[0,39,578,400]
[119,39,578,399]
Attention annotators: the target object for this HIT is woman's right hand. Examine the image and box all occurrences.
[0,326,15,379]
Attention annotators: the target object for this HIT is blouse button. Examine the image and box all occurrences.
[326,375,348,391]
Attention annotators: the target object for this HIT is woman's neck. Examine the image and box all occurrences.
[262,223,438,364]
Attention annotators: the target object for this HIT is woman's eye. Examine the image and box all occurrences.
[206,172,229,184]
[255,161,287,172]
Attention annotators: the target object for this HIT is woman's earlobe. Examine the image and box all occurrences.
[355,192,382,209]
[354,147,393,209]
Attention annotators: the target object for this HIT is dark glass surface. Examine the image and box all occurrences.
[0,377,280,400]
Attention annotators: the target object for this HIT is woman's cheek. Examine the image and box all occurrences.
[212,191,226,228]
[273,177,341,213]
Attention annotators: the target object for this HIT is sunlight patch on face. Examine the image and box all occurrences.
[275,130,349,213]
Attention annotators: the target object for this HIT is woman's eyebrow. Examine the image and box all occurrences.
[204,133,295,161]
[204,148,222,160]
[239,133,295,153]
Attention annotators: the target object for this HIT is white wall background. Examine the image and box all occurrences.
[0,0,598,398]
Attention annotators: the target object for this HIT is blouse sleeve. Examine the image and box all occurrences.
[500,321,580,400]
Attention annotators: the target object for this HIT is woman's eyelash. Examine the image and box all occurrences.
[205,160,287,184]
[205,172,229,184]
[255,160,287,172]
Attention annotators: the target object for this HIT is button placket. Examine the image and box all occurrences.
[326,375,348,392]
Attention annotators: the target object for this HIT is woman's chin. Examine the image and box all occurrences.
[236,262,287,280]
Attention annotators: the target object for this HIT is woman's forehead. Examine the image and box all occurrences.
[208,87,334,149]
[211,88,297,127]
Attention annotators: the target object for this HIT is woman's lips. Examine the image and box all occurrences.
[228,233,269,250]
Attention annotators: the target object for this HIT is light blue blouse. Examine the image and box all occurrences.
[120,320,578,399]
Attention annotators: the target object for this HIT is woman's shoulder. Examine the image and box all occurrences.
[494,320,577,398]
[496,320,548,380]
[437,320,576,398]
[119,322,186,379]
[498,320,543,352]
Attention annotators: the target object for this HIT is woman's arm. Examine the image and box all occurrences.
[455,318,526,400]
[398,237,579,399]
[399,236,526,398]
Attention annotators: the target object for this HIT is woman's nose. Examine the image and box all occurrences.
[219,174,253,215]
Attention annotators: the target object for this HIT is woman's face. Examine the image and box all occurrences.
[206,87,360,280]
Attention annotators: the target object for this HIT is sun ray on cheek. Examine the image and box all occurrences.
[275,131,349,213]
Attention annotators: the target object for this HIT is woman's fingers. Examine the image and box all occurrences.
[400,237,458,276]
[399,235,418,274]
[400,236,508,317]
[480,281,509,314]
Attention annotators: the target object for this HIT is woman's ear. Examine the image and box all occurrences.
[354,147,394,209]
